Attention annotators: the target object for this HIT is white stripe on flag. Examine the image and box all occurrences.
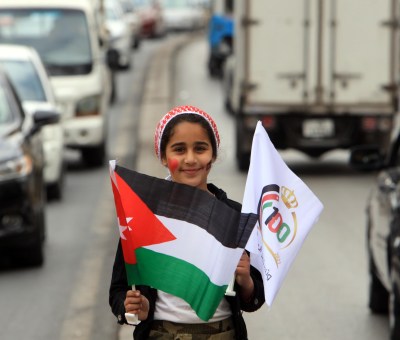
[145,215,243,286]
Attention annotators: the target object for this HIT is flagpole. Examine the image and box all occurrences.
[225,277,236,296]
[125,285,140,325]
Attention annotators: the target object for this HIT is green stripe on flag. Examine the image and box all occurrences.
[125,248,228,321]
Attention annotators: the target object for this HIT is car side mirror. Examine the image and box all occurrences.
[29,109,61,136]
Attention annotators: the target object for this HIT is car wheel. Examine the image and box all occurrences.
[110,72,117,104]
[47,162,66,201]
[369,262,389,314]
[13,206,45,267]
[81,143,106,168]
[390,268,400,339]
[25,236,44,267]
[132,36,140,49]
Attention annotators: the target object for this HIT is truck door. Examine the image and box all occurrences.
[245,0,309,105]
[325,0,396,108]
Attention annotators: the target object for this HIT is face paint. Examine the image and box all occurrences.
[168,158,179,173]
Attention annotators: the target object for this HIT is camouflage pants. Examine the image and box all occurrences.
[148,317,236,340]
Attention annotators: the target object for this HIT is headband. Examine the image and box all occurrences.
[154,105,220,160]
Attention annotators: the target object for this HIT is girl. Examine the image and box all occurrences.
[109,105,265,339]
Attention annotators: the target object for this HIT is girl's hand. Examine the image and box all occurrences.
[124,290,149,321]
[235,252,254,302]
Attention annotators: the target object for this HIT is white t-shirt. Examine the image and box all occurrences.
[154,290,232,323]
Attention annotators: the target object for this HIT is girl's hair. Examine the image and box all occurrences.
[160,114,218,160]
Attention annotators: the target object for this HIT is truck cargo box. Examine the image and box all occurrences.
[231,0,400,170]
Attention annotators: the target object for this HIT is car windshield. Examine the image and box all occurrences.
[162,0,193,8]
[0,60,46,102]
[105,2,123,21]
[132,0,155,8]
[0,9,92,75]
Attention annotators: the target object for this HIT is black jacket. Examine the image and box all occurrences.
[109,183,265,339]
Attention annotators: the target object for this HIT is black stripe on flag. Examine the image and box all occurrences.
[116,166,257,249]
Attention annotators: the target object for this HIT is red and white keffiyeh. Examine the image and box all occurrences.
[154,105,220,160]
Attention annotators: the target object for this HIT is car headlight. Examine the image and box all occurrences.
[75,95,102,117]
[0,154,33,181]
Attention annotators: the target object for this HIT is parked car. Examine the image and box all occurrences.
[0,44,65,200]
[132,0,166,38]
[364,139,400,340]
[105,0,132,70]
[119,0,142,49]
[0,67,59,266]
[161,0,206,32]
[0,0,118,167]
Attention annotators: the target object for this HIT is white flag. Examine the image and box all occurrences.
[243,121,324,307]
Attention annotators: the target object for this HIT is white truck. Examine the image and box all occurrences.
[0,0,118,167]
[230,0,400,170]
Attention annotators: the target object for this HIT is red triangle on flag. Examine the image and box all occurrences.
[111,178,136,264]
[115,172,176,264]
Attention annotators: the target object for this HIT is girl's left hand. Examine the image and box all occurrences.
[235,252,254,300]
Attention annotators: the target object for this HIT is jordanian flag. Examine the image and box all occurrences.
[109,160,257,321]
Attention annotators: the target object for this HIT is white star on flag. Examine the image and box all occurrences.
[118,217,133,239]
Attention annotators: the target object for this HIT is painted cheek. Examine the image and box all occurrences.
[168,158,179,173]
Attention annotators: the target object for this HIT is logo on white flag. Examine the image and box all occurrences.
[257,184,299,268]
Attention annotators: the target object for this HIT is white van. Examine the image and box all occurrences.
[0,0,117,166]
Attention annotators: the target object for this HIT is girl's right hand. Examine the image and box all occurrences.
[124,290,149,321]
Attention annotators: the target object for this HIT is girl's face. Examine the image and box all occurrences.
[162,121,215,191]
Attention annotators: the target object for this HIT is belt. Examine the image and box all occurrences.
[151,317,234,335]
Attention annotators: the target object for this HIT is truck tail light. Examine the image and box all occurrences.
[362,117,392,132]
[362,117,377,131]
[262,116,276,129]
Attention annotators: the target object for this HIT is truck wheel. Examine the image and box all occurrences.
[224,97,233,114]
[237,153,250,171]
[236,123,250,171]
[208,56,221,78]
[81,143,106,168]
